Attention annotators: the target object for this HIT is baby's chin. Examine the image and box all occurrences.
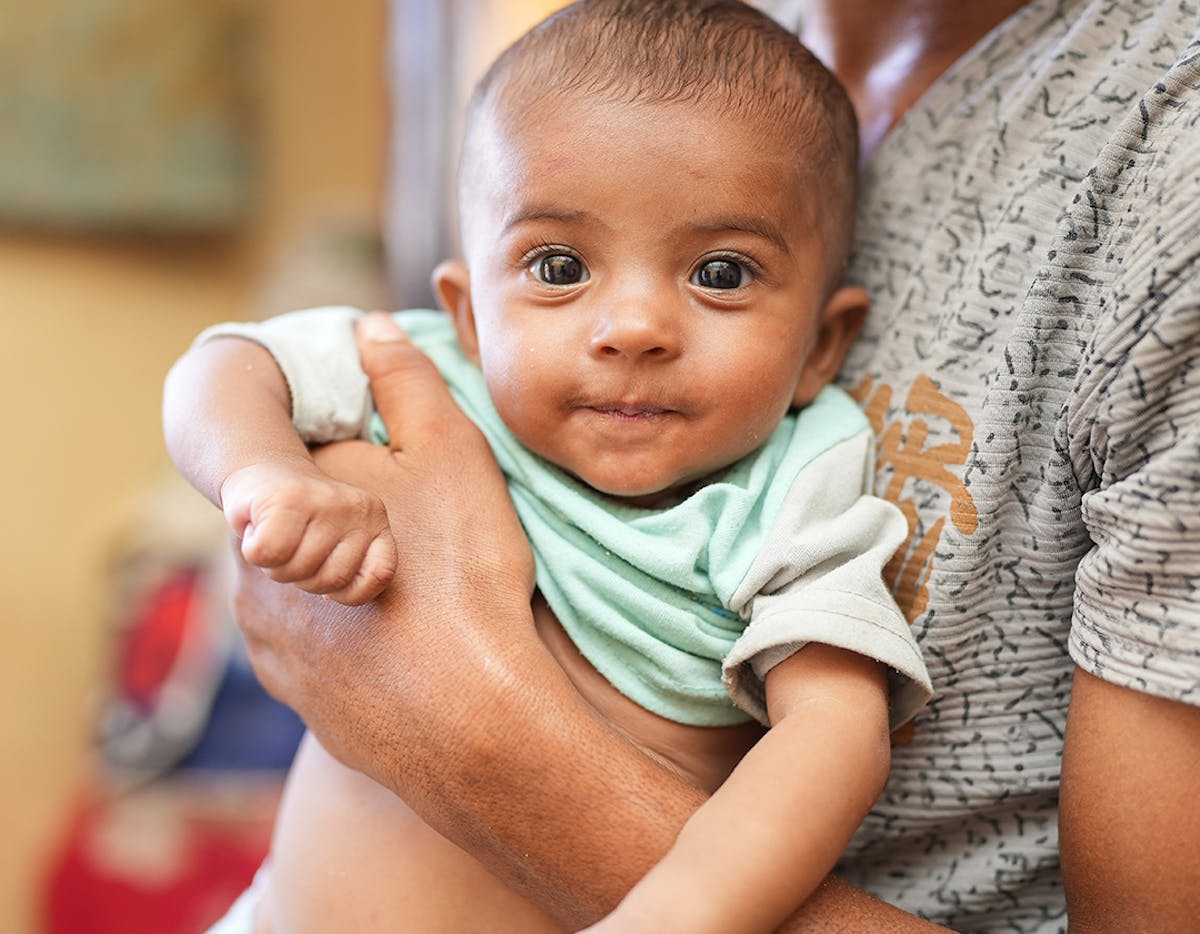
[584,467,734,511]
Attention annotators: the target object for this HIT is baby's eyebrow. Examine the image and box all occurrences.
[501,207,594,234]
[685,216,792,255]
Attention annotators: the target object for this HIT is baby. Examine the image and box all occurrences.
[165,1,932,931]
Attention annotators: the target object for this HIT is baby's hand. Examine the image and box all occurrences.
[220,462,397,605]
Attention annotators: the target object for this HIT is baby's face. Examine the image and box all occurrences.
[453,94,843,505]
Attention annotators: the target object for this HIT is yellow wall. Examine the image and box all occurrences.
[0,2,386,931]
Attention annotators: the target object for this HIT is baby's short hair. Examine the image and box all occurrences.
[462,0,860,284]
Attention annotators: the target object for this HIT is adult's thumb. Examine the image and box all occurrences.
[354,311,454,453]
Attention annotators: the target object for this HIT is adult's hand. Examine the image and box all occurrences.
[233,311,535,777]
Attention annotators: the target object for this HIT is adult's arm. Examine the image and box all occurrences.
[234,316,950,930]
[1054,67,1200,928]
[1060,671,1200,931]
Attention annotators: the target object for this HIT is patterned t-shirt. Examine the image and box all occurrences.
[792,0,1200,929]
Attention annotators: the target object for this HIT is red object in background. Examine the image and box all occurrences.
[118,570,204,713]
[41,784,276,934]
[40,511,299,932]
[102,565,230,781]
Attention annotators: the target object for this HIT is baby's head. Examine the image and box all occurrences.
[434,0,866,506]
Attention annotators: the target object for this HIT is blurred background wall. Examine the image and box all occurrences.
[0,2,388,931]
[0,1,572,931]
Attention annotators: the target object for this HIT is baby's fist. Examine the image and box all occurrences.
[221,462,397,605]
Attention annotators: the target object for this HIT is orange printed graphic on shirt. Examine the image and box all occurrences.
[848,373,978,625]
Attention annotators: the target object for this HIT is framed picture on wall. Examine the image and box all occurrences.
[0,0,254,234]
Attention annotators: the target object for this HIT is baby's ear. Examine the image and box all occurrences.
[432,259,479,364]
[792,285,869,406]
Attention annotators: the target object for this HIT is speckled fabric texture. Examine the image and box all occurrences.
[831,0,1200,928]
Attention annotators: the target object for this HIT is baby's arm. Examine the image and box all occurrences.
[163,334,396,605]
[585,643,890,934]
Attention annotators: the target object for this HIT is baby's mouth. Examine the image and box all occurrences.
[589,404,670,418]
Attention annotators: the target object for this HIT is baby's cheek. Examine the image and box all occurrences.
[481,370,545,451]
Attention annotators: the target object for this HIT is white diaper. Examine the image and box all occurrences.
[206,863,268,934]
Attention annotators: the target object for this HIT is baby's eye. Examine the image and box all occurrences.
[535,253,587,285]
[692,259,746,290]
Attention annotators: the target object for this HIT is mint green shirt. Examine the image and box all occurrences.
[201,308,932,727]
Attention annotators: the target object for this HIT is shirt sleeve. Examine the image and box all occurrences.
[722,429,934,729]
[1066,73,1200,704]
[196,306,374,443]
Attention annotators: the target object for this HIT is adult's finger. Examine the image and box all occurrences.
[355,312,462,455]
[230,549,308,707]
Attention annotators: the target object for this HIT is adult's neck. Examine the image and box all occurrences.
[799,0,1032,160]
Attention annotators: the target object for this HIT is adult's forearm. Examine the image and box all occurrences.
[785,877,954,932]
[245,563,948,931]
[396,631,710,923]
[236,556,705,927]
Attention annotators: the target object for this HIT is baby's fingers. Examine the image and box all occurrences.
[322,531,398,606]
[239,510,310,570]
[282,528,392,602]
[274,492,395,602]
[260,518,350,586]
